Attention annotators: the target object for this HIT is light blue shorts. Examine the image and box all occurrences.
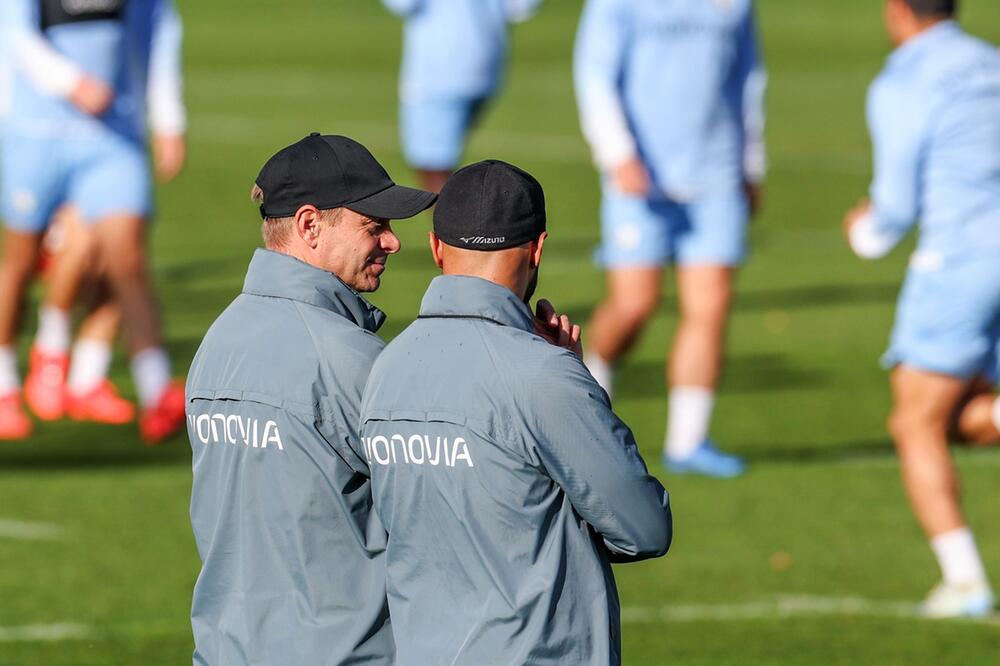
[883,254,1000,381]
[597,183,749,268]
[400,96,487,171]
[1,131,151,234]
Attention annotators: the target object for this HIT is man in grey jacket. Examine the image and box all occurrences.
[185,133,436,665]
[358,160,672,666]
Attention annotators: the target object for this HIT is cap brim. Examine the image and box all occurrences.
[346,185,437,219]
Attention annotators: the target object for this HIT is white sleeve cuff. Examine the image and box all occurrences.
[578,78,637,172]
[148,84,187,135]
[15,32,82,98]
[849,210,897,260]
[743,141,767,184]
[506,0,539,23]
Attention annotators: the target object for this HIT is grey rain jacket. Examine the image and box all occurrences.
[186,249,393,666]
[357,274,672,666]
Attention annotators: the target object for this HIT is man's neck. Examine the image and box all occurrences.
[441,268,524,302]
[897,16,949,47]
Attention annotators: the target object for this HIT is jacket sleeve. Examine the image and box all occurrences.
[522,353,671,562]
[3,0,83,98]
[147,0,186,135]
[727,3,767,184]
[862,74,924,254]
[573,0,636,173]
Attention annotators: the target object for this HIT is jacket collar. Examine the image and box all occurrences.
[242,249,386,333]
[419,275,534,333]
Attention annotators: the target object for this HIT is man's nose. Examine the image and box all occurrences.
[382,229,401,254]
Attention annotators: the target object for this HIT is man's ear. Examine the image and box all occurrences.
[428,231,445,269]
[295,205,321,249]
[529,231,547,269]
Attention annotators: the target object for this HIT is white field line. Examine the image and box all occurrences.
[622,594,1000,626]
[0,519,63,541]
[0,623,90,643]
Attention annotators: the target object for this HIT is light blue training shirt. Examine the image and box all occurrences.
[382,0,541,102]
[574,0,766,199]
[861,21,1000,262]
[0,0,184,141]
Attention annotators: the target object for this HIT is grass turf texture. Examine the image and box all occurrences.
[2,0,1000,663]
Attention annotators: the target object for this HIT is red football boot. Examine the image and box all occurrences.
[66,380,136,425]
[139,380,186,445]
[0,391,33,440]
[24,347,69,421]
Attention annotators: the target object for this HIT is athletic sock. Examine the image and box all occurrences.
[130,347,171,409]
[0,346,20,394]
[67,340,113,395]
[584,353,613,398]
[665,386,715,459]
[931,527,988,586]
[34,306,72,355]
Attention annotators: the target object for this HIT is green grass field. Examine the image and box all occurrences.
[3,1,1000,664]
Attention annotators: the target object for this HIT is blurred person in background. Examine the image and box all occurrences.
[845,0,1000,618]
[0,0,187,443]
[574,0,766,477]
[39,208,135,427]
[382,0,542,193]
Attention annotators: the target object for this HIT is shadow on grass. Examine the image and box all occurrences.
[553,281,899,325]
[734,282,900,313]
[614,354,828,399]
[744,439,897,466]
[0,428,190,471]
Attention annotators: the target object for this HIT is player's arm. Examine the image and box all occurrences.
[148,0,187,183]
[573,0,648,195]
[523,354,672,563]
[381,0,424,17]
[729,3,767,210]
[2,0,111,115]
[846,78,924,259]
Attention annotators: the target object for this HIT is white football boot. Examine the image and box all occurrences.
[921,579,996,618]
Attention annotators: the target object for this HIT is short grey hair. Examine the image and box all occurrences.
[250,184,341,250]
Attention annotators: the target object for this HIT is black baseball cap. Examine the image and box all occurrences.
[433,160,546,251]
[255,133,437,220]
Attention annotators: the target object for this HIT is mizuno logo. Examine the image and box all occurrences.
[459,236,506,245]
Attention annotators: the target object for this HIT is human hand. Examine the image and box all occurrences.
[534,299,583,359]
[744,180,762,218]
[842,197,871,243]
[68,75,113,116]
[153,134,187,183]
[613,157,650,196]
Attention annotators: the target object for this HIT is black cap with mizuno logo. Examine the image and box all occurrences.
[433,160,546,251]
[255,133,437,220]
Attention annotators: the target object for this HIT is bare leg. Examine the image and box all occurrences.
[587,267,663,363]
[77,284,121,344]
[0,229,43,346]
[889,366,995,616]
[668,265,734,389]
[92,214,161,355]
[41,208,98,312]
[888,366,968,539]
[662,264,743,475]
[416,169,451,195]
[952,379,1000,446]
